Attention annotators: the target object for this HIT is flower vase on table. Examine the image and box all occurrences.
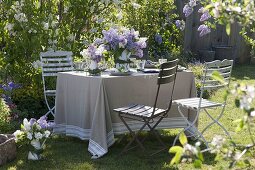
[88,60,101,76]
[115,49,131,72]
[80,26,148,75]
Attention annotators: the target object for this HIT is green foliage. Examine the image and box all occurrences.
[0,98,11,133]
[120,0,182,60]
[188,63,211,98]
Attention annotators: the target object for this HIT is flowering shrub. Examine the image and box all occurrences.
[119,0,182,60]
[0,81,21,105]
[13,116,53,160]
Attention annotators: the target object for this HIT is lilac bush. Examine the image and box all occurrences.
[0,81,21,105]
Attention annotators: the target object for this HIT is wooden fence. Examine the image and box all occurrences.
[175,0,251,64]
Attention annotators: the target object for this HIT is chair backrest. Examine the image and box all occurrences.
[40,51,74,91]
[152,59,179,115]
[201,59,233,91]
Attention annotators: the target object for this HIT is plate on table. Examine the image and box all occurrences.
[142,69,160,73]
[177,65,186,72]
[110,71,134,76]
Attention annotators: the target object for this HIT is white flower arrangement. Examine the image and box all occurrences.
[13,116,54,160]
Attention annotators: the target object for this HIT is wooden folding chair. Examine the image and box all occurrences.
[172,59,234,147]
[40,51,74,117]
[114,59,179,155]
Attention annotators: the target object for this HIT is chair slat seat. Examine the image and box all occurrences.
[114,104,166,118]
[173,97,222,109]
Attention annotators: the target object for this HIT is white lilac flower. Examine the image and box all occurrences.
[250,110,255,117]
[4,23,14,31]
[198,7,204,13]
[35,132,43,140]
[116,11,123,20]
[13,130,23,141]
[240,97,250,110]
[195,141,201,147]
[43,22,49,30]
[210,135,225,153]
[132,3,141,9]
[44,130,51,138]
[31,140,41,150]
[67,33,76,42]
[247,85,255,98]
[32,60,42,69]
[14,13,28,23]
[34,132,43,140]
[23,118,31,131]
[183,143,198,155]
[64,6,69,13]
[27,132,33,140]
[51,21,57,28]
[189,0,197,8]
[36,123,42,130]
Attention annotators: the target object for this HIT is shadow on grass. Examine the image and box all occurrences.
[3,133,180,170]
[231,64,255,81]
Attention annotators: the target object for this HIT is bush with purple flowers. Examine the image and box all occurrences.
[0,81,21,105]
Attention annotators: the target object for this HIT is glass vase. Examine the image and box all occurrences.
[28,151,41,160]
[115,49,131,72]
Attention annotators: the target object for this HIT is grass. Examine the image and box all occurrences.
[2,64,255,170]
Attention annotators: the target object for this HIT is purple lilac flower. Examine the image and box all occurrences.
[94,38,103,45]
[37,116,48,129]
[183,4,193,17]
[155,34,163,45]
[198,7,204,13]
[175,20,185,31]
[29,118,37,125]
[134,49,143,58]
[0,82,21,91]
[136,38,147,49]
[198,24,211,37]
[118,35,127,48]
[200,11,211,22]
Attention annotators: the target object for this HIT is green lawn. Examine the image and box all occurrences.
[2,64,255,170]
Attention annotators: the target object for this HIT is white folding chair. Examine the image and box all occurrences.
[40,51,74,117]
[172,59,234,147]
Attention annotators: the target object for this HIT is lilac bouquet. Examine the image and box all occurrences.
[81,27,147,72]
[13,116,54,160]
[99,27,147,59]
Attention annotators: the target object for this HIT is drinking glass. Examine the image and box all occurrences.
[158,59,167,65]
[136,60,146,70]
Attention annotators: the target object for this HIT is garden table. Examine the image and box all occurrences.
[53,71,196,158]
